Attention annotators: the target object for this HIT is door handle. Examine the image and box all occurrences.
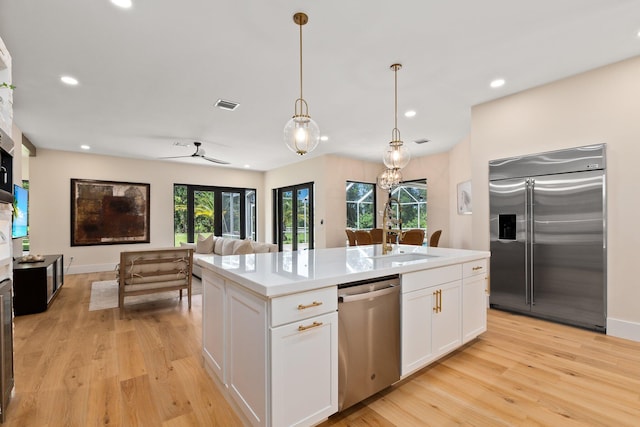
[432,289,442,313]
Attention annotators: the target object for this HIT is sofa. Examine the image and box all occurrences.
[181,234,278,278]
[118,247,193,314]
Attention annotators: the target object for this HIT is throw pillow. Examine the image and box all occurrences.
[214,236,225,255]
[196,234,214,254]
[252,242,270,253]
[180,242,196,249]
[221,238,236,256]
[233,239,254,255]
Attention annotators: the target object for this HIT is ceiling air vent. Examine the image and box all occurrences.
[214,99,240,111]
[413,138,430,144]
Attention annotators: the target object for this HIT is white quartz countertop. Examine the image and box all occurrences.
[197,245,490,298]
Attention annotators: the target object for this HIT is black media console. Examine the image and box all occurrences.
[13,254,64,316]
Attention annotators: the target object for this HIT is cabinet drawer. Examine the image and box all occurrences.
[401,264,461,293]
[271,287,337,327]
[463,259,487,278]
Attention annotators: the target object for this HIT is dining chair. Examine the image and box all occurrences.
[354,230,373,245]
[369,228,384,244]
[429,229,442,247]
[345,229,357,246]
[401,229,425,246]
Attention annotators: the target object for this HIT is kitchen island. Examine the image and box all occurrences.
[198,244,490,427]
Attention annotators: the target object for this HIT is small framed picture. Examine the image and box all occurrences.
[457,180,472,215]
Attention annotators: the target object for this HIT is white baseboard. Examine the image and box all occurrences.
[66,263,118,275]
[607,317,640,343]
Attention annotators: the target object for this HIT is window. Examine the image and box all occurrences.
[390,179,427,233]
[173,184,257,245]
[346,181,376,229]
[274,183,314,251]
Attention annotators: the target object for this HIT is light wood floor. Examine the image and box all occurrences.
[5,272,640,426]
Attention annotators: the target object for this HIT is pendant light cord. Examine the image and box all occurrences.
[299,21,303,100]
[394,66,398,130]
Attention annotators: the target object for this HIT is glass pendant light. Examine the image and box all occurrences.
[284,12,320,156]
[382,64,410,169]
[377,168,403,190]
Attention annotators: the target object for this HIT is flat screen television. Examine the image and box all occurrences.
[12,184,28,238]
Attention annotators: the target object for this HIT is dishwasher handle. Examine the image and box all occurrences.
[339,284,398,303]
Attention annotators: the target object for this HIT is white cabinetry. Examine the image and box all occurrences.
[401,265,462,377]
[462,259,488,343]
[270,286,338,427]
[202,270,337,427]
[202,273,225,382]
[271,310,337,427]
[432,280,462,355]
[227,285,268,426]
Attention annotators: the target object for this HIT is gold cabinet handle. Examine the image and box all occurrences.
[472,266,483,271]
[297,301,323,310]
[438,289,442,313]
[298,321,323,331]
[433,290,439,312]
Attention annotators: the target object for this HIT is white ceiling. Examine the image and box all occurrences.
[1,0,639,171]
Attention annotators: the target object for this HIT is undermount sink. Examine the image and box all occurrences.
[368,252,439,263]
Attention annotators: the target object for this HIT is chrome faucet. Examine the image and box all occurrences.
[382,196,402,254]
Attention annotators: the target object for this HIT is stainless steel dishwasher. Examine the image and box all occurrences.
[338,275,400,411]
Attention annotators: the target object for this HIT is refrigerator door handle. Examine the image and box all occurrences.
[529,178,535,305]
[524,179,530,305]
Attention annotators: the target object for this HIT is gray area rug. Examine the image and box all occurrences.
[89,276,202,311]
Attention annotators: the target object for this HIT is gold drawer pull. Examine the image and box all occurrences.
[472,266,483,271]
[298,321,323,331]
[298,301,323,310]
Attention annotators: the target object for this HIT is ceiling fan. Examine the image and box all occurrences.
[160,141,230,165]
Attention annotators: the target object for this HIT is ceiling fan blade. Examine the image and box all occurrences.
[200,155,230,165]
[158,155,192,159]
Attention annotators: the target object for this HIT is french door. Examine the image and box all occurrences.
[274,183,314,251]
[174,184,256,245]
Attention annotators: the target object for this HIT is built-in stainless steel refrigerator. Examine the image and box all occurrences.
[489,144,606,331]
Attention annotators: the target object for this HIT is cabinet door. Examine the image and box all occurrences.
[462,274,488,343]
[401,287,434,376]
[202,272,226,383]
[271,311,338,427]
[432,280,462,358]
[227,285,268,427]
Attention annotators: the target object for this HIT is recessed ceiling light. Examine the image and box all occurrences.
[320,136,329,141]
[244,164,251,168]
[490,78,506,88]
[80,145,91,150]
[61,76,79,86]
[214,99,240,111]
[111,0,132,9]
[637,29,640,38]
[404,110,417,118]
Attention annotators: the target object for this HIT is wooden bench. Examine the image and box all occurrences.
[118,248,193,313]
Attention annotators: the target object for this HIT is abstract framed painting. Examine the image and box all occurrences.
[71,179,150,246]
[457,180,472,215]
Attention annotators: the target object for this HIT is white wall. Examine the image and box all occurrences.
[28,148,454,272]
[400,151,450,247]
[448,136,473,249]
[263,153,452,249]
[470,55,640,341]
[30,149,264,273]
